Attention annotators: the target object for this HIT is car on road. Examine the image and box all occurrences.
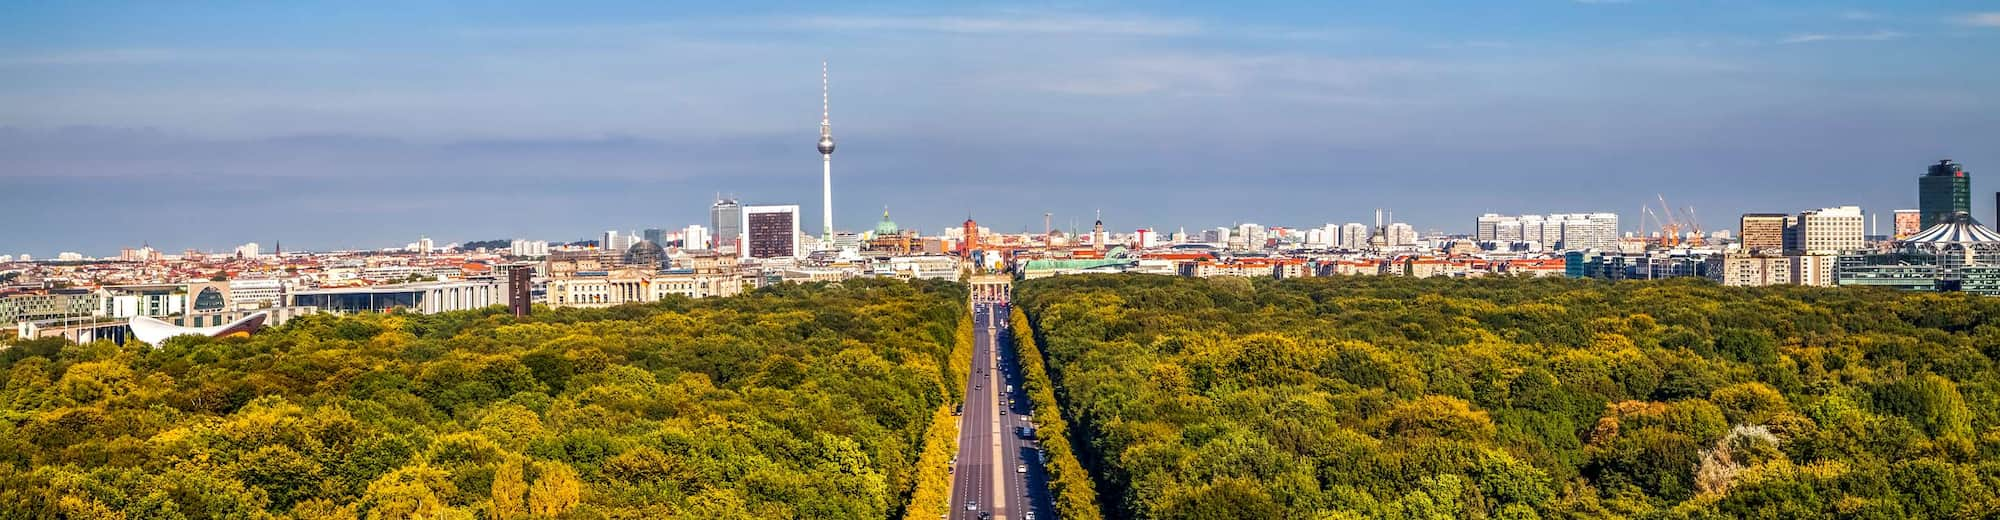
[966,501,977,511]
[1023,512,1035,520]
[1018,464,1027,473]
[1000,409,1007,416]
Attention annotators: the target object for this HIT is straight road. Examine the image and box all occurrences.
[948,302,1053,520]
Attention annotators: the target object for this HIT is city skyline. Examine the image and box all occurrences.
[4,2,1999,254]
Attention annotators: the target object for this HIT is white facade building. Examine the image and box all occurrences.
[1476,213,1620,250]
[510,239,550,257]
[1790,206,1865,254]
[228,279,285,309]
[1387,223,1418,246]
[1340,223,1369,249]
[683,225,711,250]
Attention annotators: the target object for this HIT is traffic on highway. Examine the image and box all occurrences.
[947,301,1054,520]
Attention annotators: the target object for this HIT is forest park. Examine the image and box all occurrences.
[0,278,967,519]
[1016,274,2000,519]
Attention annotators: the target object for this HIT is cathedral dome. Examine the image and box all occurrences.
[874,208,900,236]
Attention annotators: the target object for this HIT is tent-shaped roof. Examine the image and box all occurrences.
[1903,212,2000,245]
[130,312,268,345]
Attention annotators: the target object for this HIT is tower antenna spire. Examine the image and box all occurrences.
[821,61,830,130]
[817,60,837,244]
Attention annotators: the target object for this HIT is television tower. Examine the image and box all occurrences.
[818,61,837,242]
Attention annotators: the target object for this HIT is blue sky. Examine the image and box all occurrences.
[2,1,1998,255]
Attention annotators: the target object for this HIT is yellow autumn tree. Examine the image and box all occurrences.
[527,461,582,517]
[491,458,528,520]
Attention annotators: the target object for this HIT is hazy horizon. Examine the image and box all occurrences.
[5,1,1998,256]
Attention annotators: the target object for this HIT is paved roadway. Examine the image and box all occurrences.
[948,302,1054,520]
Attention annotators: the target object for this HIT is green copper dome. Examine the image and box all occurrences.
[874,207,899,236]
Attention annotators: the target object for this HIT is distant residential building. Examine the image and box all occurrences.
[1919,159,1971,229]
[1204,227,1230,244]
[1386,223,1417,247]
[235,242,261,258]
[510,239,550,257]
[741,205,802,259]
[1709,253,1835,287]
[1474,213,1619,250]
[1339,223,1369,249]
[1739,213,1789,253]
[228,279,285,309]
[1178,258,1310,279]
[1893,209,1922,240]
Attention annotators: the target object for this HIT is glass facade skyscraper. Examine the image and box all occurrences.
[1919,159,1970,229]
[711,198,742,251]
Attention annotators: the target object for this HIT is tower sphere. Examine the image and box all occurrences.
[818,136,835,155]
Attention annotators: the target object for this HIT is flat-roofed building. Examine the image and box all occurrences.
[1739,213,1790,254]
[741,205,802,260]
[289,280,500,314]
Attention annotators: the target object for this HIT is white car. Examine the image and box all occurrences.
[967,502,977,511]
[1017,464,1027,473]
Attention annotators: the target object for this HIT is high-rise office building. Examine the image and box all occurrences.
[1789,206,1865,254]
[642,228,666,247]
[1919,159,1970,229]
[711,198,743,252]
[1893,209,1922,240]
[740,205,801,259]
[1739,213,1790,253]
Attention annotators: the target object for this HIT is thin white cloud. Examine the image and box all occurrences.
[1961,12,2000,27]
[791,14,1201,36]
[1778,30,1904,44]
[0,48,350,66]
[0,48,189,66]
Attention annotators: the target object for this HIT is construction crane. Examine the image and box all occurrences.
[1682,205,1705,246]
[1655,194,1682,248]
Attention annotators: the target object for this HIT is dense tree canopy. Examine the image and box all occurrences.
[0,278,967,519]
[1015,274,2000,519]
